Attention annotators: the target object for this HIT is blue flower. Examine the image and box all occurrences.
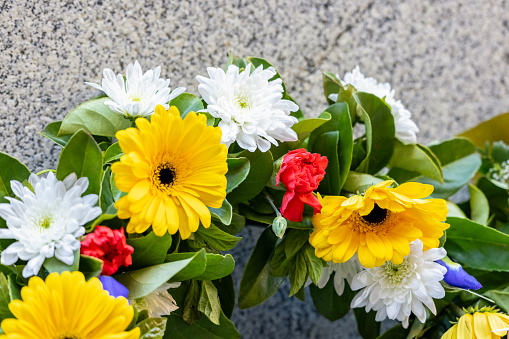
[437,257,482,290]
[99,275,130,300]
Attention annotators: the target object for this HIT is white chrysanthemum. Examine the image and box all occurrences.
[350,240,447,328]
[317,255,363,296]
[137,282,181,317]
[196,63,299,152]
[85,60,185,118]
[329,66,419,144]
[0,172,101,278]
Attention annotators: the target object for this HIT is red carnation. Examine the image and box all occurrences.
[80,226,134,276]
[276,149,328,222]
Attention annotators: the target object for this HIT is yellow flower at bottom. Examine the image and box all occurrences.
[112,105,228,239]
[309,180,449,268]
[0,271,139,339]
[442,306,509,339]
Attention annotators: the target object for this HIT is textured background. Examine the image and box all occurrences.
[1,0,509,337]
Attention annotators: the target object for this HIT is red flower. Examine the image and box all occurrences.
[276,149,328,222]
[81,226,134,276]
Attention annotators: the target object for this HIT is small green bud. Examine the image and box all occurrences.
[272,216,287,238]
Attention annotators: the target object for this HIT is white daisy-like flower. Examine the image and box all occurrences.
[317,255,363,296]
[136,282,181,317]
[85,60,186,118]
[196,63,299,152]
[0,172,102,278]
[329,66,419,144]
[350,240,447,328]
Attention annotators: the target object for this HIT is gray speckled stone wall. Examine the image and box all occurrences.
[1,0,508,337]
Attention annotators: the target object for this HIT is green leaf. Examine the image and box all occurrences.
[43,250,80,274]
[238,227,286,309]
[491,141,509,164]
[215,213,246,235]
[342,172,383,193]
[138,317,167,339]
[164,311,240,339]
[284,229,310,260]
[164,250,207,282]
[388,141,443,183]
[127,232,173,269]
[270,240,292,277]
[182,280,201,325]
[7,274,21,301]
[170,93,204,117]
[0,273,13,321]
[56,129,103,196]
[322,71,343,105]
[354,308,381,339]
[290,113,331,142]
[313,131,340,195]
[468,184,490,225]
[376,324,409,339]
[446,201,467,218]
[59,98,131,137]
[414,138,481,199]
[115,251,205,299]
[309,274,355,321]
[0,152,31,203]
[225,52,247,69]
[40,121,71,147]
[458,112,509,148]
[99,167,115,214]
[289,251,307,297]
[225,158,250,194]
[354,92,395,174]
[484,285,509,313]
[445,217,509,272]
[303,243,322,285]
[193,254,235,281]
[79,255,103,280]
[194,224,241,251]
[209,199,233,226]
[213,275,235,319]
[198,280,221,325]
[104,142,123,164]
[227,150,273,204]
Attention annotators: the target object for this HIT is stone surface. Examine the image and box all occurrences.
[1,0,508,337]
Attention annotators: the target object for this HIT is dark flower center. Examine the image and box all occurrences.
[361,204,389,224]
[158,166,175,186]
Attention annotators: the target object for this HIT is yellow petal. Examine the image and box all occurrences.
[473,312,491,339]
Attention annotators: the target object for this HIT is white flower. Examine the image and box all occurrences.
[197,63,299,152]
[85,60,185,118]
[350,240,447,328]
[0,172,102,278]
[329,66,419,144]
[317,255,363,296]
[137,282,181,317]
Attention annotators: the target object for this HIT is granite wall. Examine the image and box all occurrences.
[1,0,509,337]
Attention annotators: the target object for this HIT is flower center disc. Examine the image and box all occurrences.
[158,167,175,186]
[362,204,389,224]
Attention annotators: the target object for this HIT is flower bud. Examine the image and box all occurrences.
[272,216,287,238]
[437,257,482,290]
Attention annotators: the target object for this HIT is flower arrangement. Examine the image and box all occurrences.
[0,53,508,338]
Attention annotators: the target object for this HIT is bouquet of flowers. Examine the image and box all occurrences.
[0,53,509,339]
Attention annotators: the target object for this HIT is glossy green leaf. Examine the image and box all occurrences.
[40,121,71,147]
[289,251,307,297]
[0,273,13,321]
[468,184,490,225]
[458,112,509,148]
[182,280,201,325]
[115,251,204,299]
[164,250,207,282]
[322,71,343,105]
[56,129,103,196]
[313,131,340,195]
[484,285,509,314]
[284,229,310,260]
[309,274,355,321]
[0,152,31,204]
[225,158,250,194]
[354,308,381,339]
[59,98,131,137]
[193,254,235,281]
[43,250,80,274]
[215,213,246,235]
[104,142,123,164]
[303,244,322,285]
[491,141,509,164]
[198,281,221,325]
[212,275,235,319]
[291,113,331,142]
[342,172,383,193]
[238,227,286,309]
[209,199,233,226]
[225,53,247,69]
[170,93,204,117]
[79,255,103,280]
[127,232,173,269]
[7,275,21,301]
[138,317,167,339]
[445,217,509,272]
[227,150,273,204]
[164,311,240,339]
[446,201,467,218]
[388,141,443,183]
[194,224,241,251]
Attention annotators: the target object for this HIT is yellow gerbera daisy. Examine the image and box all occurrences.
[0,271,139,339]
[442,306,509,339]
[309,180,449,268]
[111,105,228,239]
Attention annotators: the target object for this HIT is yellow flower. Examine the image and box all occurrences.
[309,180,449,268]
[112,105,228,239]
[442,306,509,339]
[0,271,139,339]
